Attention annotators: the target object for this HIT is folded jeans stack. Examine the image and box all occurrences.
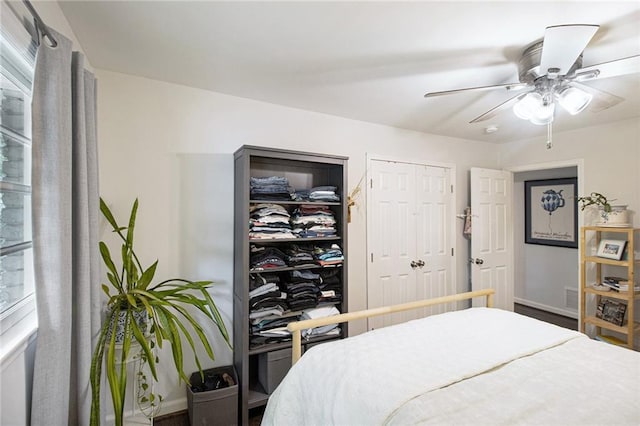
[250,176,293,201]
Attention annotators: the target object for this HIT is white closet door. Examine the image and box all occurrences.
[415,165,453,318]
[368,160,417,329]
[470,167,514,310]
[367,159,454,330]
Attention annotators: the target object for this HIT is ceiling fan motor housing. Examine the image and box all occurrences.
[518,41,584,83]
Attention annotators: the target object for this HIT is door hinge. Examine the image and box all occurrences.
[450,185,453,193]
[451,248,454,256]
[370,253,373,262]
[370,178,373,189]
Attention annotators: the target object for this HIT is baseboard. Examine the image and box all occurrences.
[115,396,187,424]
[514,298,578,319]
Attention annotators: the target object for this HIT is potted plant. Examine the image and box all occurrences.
[90,198,230,426]
[577,192,628,225]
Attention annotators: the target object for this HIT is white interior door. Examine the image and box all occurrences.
[415,165,452,317]
[470,167,514,310]
[368,159,455,329]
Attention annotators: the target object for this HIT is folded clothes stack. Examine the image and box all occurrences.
[291,205,337,238]
[249,204,295,239]
[285,244,316,267]
[318,268,342,304]
[292,186,340,202]
[309,186,340,202]
[249,273,287,320]
[285,269,321,311]
[250,176,293,201]
[300,306,341,339]
[313,243,344,266]
[250,245,288,271]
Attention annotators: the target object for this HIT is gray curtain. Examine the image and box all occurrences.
[30,28,101,425]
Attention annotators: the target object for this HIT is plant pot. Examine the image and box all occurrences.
[106,308,148,343]
[598,205,629,227]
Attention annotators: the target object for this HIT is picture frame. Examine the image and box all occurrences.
[525,178,578,248]
[596,239,627,260]
[596,299,627,326]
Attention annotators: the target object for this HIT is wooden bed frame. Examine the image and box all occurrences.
[287,289,495,364]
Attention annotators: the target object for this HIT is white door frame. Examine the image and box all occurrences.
[507,159,584,319]
[365,153,457,310]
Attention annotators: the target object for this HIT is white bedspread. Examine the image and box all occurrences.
[262,308,611,426]
[388,336,640,425]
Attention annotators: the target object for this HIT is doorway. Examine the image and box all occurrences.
[509,160,583,326]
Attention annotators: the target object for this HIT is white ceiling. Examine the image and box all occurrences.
[57,1,640,143]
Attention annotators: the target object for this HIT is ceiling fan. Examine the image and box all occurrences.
[424,24,640,136]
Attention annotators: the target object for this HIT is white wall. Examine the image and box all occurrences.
[95,69,501,413]
[500,119,640,220]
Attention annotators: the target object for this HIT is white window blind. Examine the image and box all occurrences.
[0,6,36,330]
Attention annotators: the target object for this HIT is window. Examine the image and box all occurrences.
[0,4,37,344]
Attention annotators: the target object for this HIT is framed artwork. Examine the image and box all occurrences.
[525,178,578,248]
[595,299,627,326]
[596,239,627,260]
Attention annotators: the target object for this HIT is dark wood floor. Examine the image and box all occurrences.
[514,303,578,330]
[155,305,575,425]
[154,407,264,426]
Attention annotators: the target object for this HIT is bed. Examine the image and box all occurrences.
[262,290,640,425]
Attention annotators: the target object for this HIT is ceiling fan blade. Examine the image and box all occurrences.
[424,82,528,98]
[469,92,530,123]
[539,24,599,76]
[570,82,624,112]
[573,55,640,81]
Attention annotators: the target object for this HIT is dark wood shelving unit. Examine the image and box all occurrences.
[234,145,348,424]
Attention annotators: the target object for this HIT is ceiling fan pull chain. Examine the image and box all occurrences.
[546,121,553,149]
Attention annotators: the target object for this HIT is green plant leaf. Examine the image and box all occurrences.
[102,284,111,297]
[106,310,124,426]
[100,242,122,288]
[131,316,158,381]
[100,197,120,233]
[90,308,113,426]
[126,198,138,250]
[138,261,158,290]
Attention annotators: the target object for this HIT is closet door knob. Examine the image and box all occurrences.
[410,261,418,269]
[416,260,425,268]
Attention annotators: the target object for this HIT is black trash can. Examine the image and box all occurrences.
[187,366,238,426]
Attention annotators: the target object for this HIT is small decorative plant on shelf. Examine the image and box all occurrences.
[577,192,628,225]
[576,192,612,213]
[90,198,230,426]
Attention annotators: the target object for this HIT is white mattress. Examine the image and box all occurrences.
[262,308,640,425]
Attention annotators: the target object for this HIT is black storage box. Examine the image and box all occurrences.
[258,348,292,394]
[187,366,238,426]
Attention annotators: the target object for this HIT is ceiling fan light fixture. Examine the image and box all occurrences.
[513,92,543,120]
[529,102,555,125]
[557,86,593,115]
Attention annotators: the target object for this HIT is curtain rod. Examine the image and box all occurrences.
[22,0,58,47]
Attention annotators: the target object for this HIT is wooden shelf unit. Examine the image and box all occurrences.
[233,145,348,424]
[579,226,639,349]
